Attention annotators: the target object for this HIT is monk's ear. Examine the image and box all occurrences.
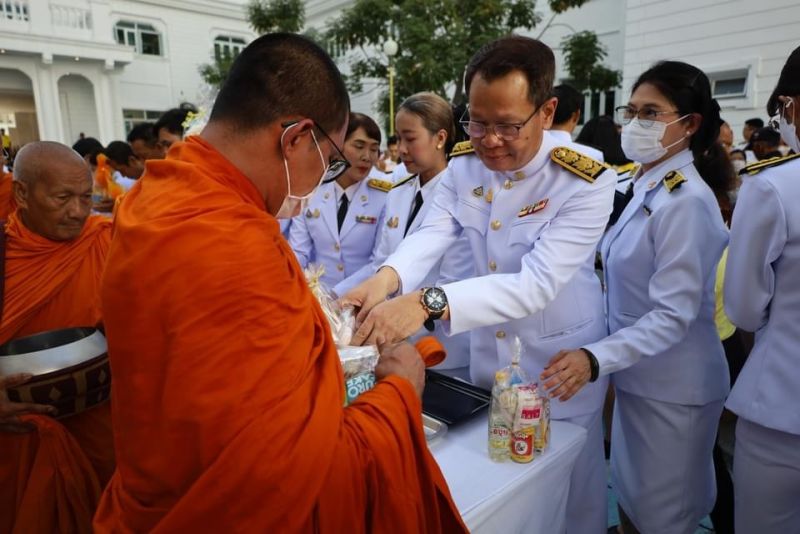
[13,180,28,210]
[281,119,315,154]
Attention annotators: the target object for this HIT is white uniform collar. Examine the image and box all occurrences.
[500,130,558,181]
[334,180,360,202]
[633,148,694,192]
[417,168,447,200]
[548,129,573,143]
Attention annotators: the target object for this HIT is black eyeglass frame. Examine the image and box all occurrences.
[281,119,351,183]
[459,104,542,141]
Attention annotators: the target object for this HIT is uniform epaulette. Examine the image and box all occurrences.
[367,178,392,192]
[663,170,686,193]
[615,162,638,175]
[550,147,607,183]
[449,140,475,158]
[740,152,800,176]
[391,174,418,189]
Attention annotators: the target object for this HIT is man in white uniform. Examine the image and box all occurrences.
[344,36,615,534]
[548,84,604,161]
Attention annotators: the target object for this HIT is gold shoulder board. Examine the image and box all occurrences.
[663,170,687,193]
[367,178,392,192]
[741,152,800,176]
[551,147,607,183]
[449,140,475,158]
[391,174,418,189]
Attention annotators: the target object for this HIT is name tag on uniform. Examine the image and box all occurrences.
[355,215,377,224]
[517,198,548,218]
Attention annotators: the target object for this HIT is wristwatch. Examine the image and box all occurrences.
[581,348,600,382]
[420,287,448,331]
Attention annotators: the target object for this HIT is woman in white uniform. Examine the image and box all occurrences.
[288,113,389,295]
[541,61,732,534]
[371,92,473,369]
[724,45,800,534]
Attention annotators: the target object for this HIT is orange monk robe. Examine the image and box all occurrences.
[0,171,16,220]
[0,212,114,534]
[95,136,466,533]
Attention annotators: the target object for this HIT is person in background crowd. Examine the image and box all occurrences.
[127,122,163,161]
[345,36,616,534]
[724,43,800,534]
[0,141,114,534]
[1,128,10,151]
[549,84,603,160]
[94,32,464,533]
[718,121,734,151]
[542,61,732,534]
[576,115,631,167]
[370,91,473,369]
[288,112,389,297]
[741,117,763,148]
[750,127,783,160]
[104,141,144,191]
[72,137,104,171]
[376,134,399,173]
[153,104,197,157]
[0,149,15,218]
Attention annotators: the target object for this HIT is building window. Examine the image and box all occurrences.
[214,35,246,61]
[578,90,617,125]
[115,21,162,56]
[2,1,29,21]
[123,109,163,134]
[709,69,748,99]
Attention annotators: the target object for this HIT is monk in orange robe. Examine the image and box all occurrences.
[0,151,16,219]
[0,141,114,534]
[95,33,465,533]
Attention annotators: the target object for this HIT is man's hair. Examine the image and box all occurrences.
[552,84,583,125]
[154,104,196,137]
[744,118,764,129]
[71,137,104,165]
[209,33,349,134]
[345,113,381,145]
[386,135,398,146]
[464,35,555,107]
[127,122,158,145]
[767,45,800,116]
[104,140,136,165]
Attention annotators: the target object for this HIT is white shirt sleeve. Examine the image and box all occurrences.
[584,195,728,374]
[383,168,463,292]
[443,170,615,335]
[287,212,313,269]
[724,177,786,332]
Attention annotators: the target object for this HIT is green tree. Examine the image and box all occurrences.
[325,0,621,124]
[560,30,622,93]
[199,0,306,87]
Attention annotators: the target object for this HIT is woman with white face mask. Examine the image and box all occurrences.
[724,45,800,534]
[540,60,734,534]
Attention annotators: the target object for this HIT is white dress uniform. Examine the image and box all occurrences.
[372,170,474,369]
[288,176,390,296]
[724,153,800,534]
[384,131,616,534]
[279,219,291,239]
[583,149,729,534]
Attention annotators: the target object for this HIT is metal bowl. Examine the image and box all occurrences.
[0,327,110,419]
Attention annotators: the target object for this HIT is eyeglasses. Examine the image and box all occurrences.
[459,105,540,141]
[615,106,681,129]
[281,120,351,183]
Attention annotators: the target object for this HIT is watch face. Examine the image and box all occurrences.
[424,287,447,313]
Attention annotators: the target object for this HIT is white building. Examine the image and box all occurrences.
[0,0,796,149]
[0,0,253,147]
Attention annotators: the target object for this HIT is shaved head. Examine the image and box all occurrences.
[13,141,93,241]
[14,141,89,186]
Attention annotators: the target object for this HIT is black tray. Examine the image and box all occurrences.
[422,370,491,426]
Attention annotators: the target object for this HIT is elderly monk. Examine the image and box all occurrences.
[95,33,465,533]
[0,141,114,534]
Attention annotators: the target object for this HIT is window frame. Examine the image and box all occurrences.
[114,20,163,57]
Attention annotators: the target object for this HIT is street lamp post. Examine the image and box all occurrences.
[383,38,398,135]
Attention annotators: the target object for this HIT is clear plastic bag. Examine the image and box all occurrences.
[304,265,378,404]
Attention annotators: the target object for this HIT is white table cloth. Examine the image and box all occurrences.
[432,415,588,533]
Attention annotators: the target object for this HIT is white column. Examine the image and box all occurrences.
[34,61,65,142]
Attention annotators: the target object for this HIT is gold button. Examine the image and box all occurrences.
[334,243,340,251]
[514,171,525,180]
[503,179,513,190]
[337,264,344,272]
[496,330,506,339]
[491,220,502,231]
[489,260,497,271]
[360,195,367,202]
[324,193,330,200]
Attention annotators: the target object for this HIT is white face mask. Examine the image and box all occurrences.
[621,115,690,164]
[276,125,328,219]
[778,100,800,154]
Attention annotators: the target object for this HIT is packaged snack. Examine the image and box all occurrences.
[511,386,539,463]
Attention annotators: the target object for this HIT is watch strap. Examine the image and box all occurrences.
[581,348,600,382]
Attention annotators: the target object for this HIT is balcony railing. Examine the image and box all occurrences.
[51,4,92,30]
[1,0,29,22]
